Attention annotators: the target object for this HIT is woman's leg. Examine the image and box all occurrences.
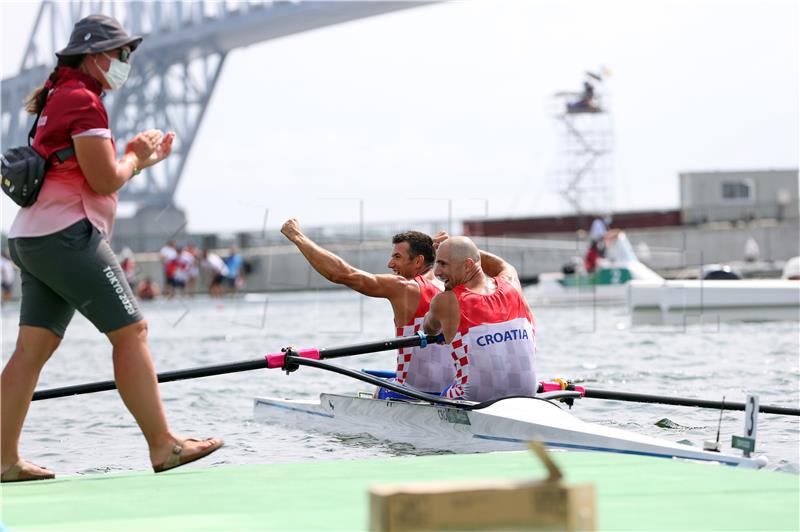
[1,326,61,475]
[106,320,221,467]
[9,222,220,471]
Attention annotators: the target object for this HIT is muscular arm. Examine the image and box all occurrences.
[282,219,406,300]
[479,250,522,292]
[423,291,460,344]
[481,249,534,322]
[301,240,401,297]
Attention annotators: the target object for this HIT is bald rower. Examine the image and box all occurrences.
[423,236,537,402]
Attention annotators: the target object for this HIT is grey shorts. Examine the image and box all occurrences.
[8,219,143,338]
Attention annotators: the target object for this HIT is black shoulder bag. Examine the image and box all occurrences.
[1,92,75,207]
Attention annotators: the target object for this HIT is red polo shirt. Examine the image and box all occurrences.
[9,67,118,239]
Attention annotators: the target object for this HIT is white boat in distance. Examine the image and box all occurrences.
[254,393,766,469]
[526,232,662,306]
[628,279,800,325]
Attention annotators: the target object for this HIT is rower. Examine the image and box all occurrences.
[423,236,537,402]
[281,219,453,397]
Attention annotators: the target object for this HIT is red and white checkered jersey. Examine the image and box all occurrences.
[395,275,454,392]
[444,277,536,402]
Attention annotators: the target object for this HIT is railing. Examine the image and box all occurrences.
[682,200,799,225]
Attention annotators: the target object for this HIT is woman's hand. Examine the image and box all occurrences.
[148,131,175,166]
[125,130,176,169]
[75,130,177,196]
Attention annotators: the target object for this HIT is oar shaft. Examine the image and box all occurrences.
[583,388,800,416]
[32,333,441,401]
[33,379,117,400]
[320,334,441,359]
[32,359,269,401]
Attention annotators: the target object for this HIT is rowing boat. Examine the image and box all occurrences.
[29,332,778,471]
[253,392,767,468]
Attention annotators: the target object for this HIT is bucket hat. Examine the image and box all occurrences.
[56,14,142,57]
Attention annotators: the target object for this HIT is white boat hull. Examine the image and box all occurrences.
[628,279,800,325]
[254,394,765,468]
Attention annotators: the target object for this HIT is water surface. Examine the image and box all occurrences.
[2,290,798,475]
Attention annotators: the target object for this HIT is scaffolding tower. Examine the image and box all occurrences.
[551,71,614,215]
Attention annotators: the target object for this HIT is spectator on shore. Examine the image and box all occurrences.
[165,246,188,298]
[223,247,245,292]
[202,249,229,297]
[1,252,14,302]
[159,240,177,297]
[119,247,137,286]
[183,244,200,297]
[136,277,160,301]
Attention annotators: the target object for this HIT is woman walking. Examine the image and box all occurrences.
[1,15,222,482]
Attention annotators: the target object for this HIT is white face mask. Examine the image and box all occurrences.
[95,53,130,90]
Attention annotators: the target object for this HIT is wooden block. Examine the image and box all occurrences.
[369,479,596,531]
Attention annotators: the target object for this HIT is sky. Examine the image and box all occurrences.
[1,0,798,234]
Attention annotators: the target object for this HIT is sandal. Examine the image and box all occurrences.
[153,437,223,473]
[1,460,55,483]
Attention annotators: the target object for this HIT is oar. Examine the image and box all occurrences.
[582,388,800,416]
[540,382,800,416]
[32,333,442,401]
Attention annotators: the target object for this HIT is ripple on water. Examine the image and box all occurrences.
[655,418,706,431]
[775,460,800,475]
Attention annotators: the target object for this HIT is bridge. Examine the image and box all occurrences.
[2,1,432,208]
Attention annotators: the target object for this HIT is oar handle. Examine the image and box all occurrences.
[265,348,320,369]
[264,333,443,369]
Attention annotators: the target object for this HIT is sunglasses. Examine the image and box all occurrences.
[114,48,131,63]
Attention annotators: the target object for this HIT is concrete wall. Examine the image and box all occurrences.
[112,204,190,252]
[680,169,799,224]
[527,220,798,268]
[625,221,799,267]
[3,221,797,299]
[215,238,582,292]
[119,219,800,293]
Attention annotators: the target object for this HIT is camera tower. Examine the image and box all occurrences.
[551,71,614,215]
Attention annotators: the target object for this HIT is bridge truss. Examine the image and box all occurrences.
[2,1,430,208]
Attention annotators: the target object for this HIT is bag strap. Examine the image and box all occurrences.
[27,110,42,147]
[53,146,75,163]
[28,84,75,164]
